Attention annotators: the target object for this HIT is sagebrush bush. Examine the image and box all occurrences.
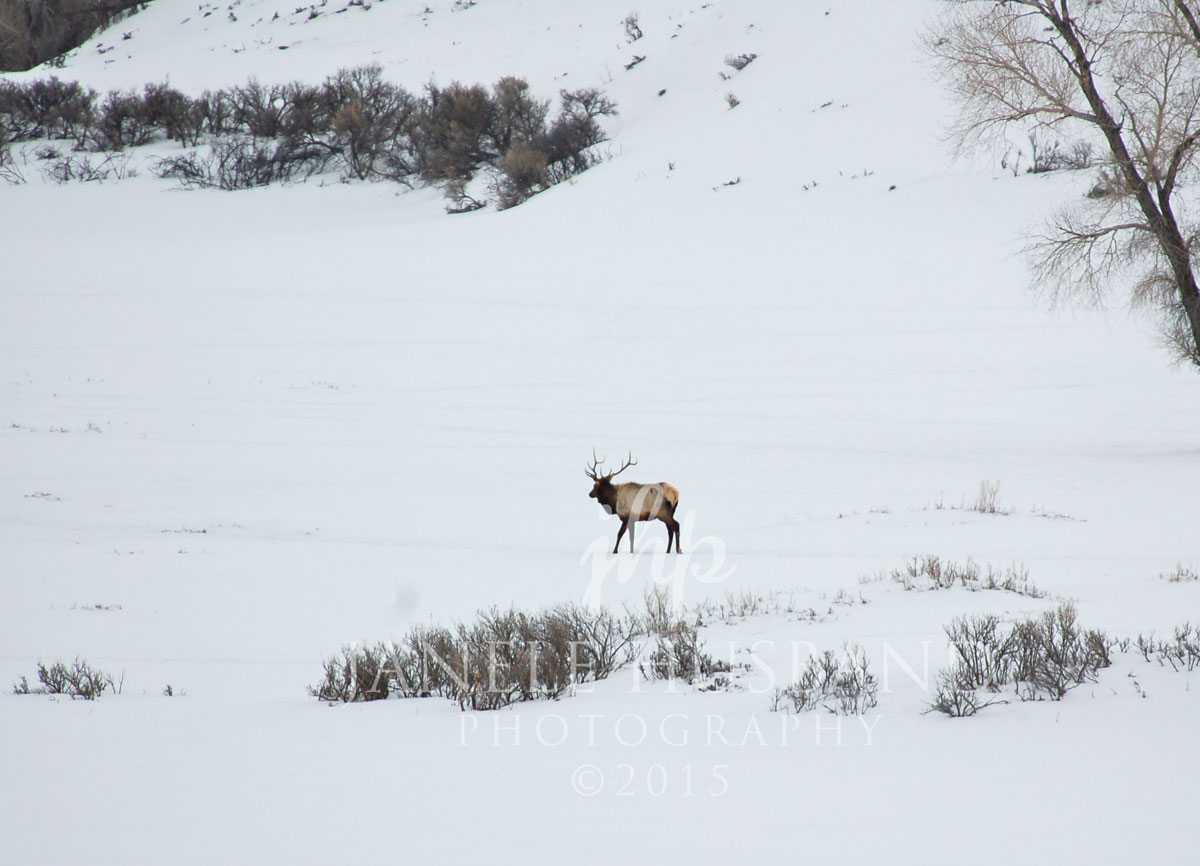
[888,555,1045,597]
[971,479,1007,513]
[414,80,497,182]
[491,76,549,155]
[639,622,732,685]
[724,52,758,71]
[1135,623,1200,671]
[770,643,879,715]
[496,140,548,209]
[0,68,614,208]
[928,603,1113,716]
[90,89,156,150]
[0,76,94,143]
[623,13,643,43]
[634,587,736,687]
[230,79,290,139]
[309,590,749,709]
[539,87,615,182]
[1009,603,1112,700]
[928,666,995,717]
[310,603,643,710]
[1027,133,1093,174]
[13,657,120,699]
[1160,563,1198,582]
[325,64,417,181]
[45,150,136,182]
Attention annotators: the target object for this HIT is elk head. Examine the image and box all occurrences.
[585,450,636,510]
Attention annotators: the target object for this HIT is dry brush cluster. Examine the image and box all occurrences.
[1135,623,1200,672]
[769,643,879,716]
[308,593,733,711]
[0,66,616,207]
[928,603,1114,716]
[11,657,121,700]
[886,555,1046,598]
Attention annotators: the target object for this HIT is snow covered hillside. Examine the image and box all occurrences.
[2,1,1198,863]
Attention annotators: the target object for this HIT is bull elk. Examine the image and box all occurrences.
[586,451,682,553]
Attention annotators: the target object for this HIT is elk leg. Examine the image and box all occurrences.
[659,516,674,553]
[613,521,627,554]
[627,519,636,552]
[668,517,682,553]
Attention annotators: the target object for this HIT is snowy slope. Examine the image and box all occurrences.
[2,1,1199,863]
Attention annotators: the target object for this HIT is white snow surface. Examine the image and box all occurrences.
[2,0,1199,862]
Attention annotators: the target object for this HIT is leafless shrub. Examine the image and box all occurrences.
[12,658,120,699]
[310,603,641,709]
[442,172,487,213]
[0,131,19,183]
[151,150,216,187]
[44,150,136,183]
[495,140,548,209]
[0,76,94,143]
[138,82,196,143]
[724,52,758,71]
[1135,623,1200,671]
[694,588,818,624]
[771,643,878,715]
[945,613,1014,691]
[930,604,1113,715]
[971,479,1008,513]
[539,87,616,182]
[308,644,394,702]
[725,92,740,109]
[200,88,236,137]
[413,80,497,182]
[325,64,417,181]
[639,619,731,686]
[229,79,292,139]
[1009,603,1113,700]
[927,667,999,717]
[1160,563,1199,582]
[623,12,643,43]
[637,585,681,636]
[2,70,614,207]
[153,135,331,189]
[889,555,1045,598]
[491,75,549,153]
[1026,132,1093,174]
[90,89,157,150]
[204,139,276,189]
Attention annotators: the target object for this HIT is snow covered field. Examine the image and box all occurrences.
[2,1,1199,862]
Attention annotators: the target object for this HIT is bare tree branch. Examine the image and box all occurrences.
[927,0,1200,367]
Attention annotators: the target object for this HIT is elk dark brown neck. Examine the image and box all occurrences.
[595,482,618,513]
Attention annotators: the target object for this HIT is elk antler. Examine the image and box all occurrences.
[585,449,606,480]
[585,450,637,480]
[609,452,637,479]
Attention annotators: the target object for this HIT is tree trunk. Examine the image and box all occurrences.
[1047,1,1200,361]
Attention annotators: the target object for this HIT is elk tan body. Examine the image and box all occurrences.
[586,453,682,553]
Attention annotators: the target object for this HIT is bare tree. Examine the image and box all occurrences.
[926,0,1200,366]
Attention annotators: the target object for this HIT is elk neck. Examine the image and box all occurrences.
[596,481,620,515]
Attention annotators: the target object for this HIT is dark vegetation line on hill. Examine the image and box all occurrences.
[0,0,147,72]
[0,66,616,208]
